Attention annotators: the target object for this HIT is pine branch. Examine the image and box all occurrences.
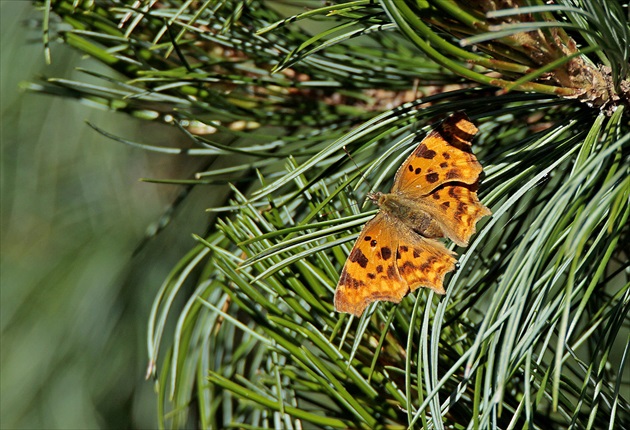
[32,0,630,428]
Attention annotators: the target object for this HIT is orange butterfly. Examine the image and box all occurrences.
[334,112,491,316]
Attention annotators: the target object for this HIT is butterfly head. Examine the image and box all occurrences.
[367,191,386,207]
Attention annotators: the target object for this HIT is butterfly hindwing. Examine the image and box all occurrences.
[425,185,492,246]
[394,226,457,294]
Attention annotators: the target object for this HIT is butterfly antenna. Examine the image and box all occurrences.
[316,147,365,219]
[343,146,375,193]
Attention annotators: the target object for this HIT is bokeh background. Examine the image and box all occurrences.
[1,2,209,427]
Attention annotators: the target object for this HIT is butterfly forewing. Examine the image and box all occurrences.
[334,214,408,317]
[391,113,483,196]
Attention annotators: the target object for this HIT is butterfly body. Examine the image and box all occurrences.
[369,191,443,239]
[334,113,492,317]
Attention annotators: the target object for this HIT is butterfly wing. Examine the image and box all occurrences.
[334,214,457,317]
[425,184,492,247]
[395,226,457,295]
[334,214,408,317]
[391,112,483,195]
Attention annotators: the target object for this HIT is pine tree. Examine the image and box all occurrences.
[31,1,629,428]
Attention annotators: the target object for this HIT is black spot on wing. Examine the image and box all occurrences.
[339,270,365,289]
[426,172,439,183]
[416,143,437,159]
[446,169,461,179]
[418,256,438,273]
[399,261,417,275]
[381,246,392,260]
[349,248,369,269]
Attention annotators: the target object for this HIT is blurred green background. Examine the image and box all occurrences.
[1,2,209,428]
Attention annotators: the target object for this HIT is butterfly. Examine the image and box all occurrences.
[334,112,492,317]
